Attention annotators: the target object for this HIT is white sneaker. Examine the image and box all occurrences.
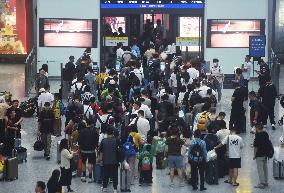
[88,178,95,183]
[102,188,107,192]
[81,177,86,182]
[263,125,267,128]
[113,190,118,193]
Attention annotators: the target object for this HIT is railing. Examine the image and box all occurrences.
[269,49,281,94]
[25,48,37,97]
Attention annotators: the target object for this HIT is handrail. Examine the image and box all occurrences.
[25,47,37,97]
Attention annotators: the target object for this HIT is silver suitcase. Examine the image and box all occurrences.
[120,169,131,192]
[273,159,284,179]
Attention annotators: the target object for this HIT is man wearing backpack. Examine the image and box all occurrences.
[253,124,271,189]
[38,102,55,160]
[188,129,207,191]
[65,94,84,126]
[71,77,85,99]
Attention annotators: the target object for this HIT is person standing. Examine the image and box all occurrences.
[78,119,99,183]
[258,77,277,130]
[53,93,62,137]
[47,169,62,193]
[59,139,76,192]
[165,128,185,187]
[35,69,50,96]
[255,59,270,88]
[210,58,224,102]
[85,67,97,96]
[241,55,253,100]
[0,99,9,144]
[229,82,245,134]
[215,127,244,187]
[253,124,270,189]
[38,102,55,160]
[249,91,263,133]
[188,129,207,191]
[99,126,120,193]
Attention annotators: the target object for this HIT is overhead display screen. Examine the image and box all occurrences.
[39,18,98,48]
[207,19,265,48]
[101,0,204,9]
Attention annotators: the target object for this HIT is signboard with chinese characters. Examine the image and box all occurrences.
[104,36,128,47]
[249,36,266,57]
[176,37,199,46]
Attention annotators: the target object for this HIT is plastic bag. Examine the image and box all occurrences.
[207,149,217,162]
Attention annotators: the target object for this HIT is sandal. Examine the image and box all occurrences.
[232,183,239,186]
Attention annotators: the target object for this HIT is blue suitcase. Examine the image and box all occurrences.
[93,162,102,183]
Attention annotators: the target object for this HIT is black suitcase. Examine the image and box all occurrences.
[4,157,18,181]
[156,152,164,169]
[205,160,218,185]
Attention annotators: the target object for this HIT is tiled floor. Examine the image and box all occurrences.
[0,64,284,193]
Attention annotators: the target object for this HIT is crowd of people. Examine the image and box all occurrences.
[0,37,283,193]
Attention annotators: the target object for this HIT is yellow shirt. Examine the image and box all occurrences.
[129,132,142,149]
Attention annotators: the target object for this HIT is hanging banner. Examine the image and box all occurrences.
[104,37,128,47]
[176,37,199,46]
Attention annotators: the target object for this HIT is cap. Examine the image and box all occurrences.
[39,88,46,93]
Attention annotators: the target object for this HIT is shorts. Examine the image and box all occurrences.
[81,152,96,165]
[168,155,184,169]
[228,158,241,169]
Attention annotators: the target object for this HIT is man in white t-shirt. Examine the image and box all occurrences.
[211,58,224,101]
[215,127,244,187]
[38,88,54,111]
[129,110,150,140]
[242,55,253,99]
[198,81,216,98]
[187,66,200,80]
[132,101,153,120]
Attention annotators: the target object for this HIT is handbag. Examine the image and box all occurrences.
[33,136,44,151]
[207,149,217,162]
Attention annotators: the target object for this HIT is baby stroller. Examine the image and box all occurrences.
[20,97,37,117]
[278,94,284,126]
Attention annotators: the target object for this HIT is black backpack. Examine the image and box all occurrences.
[190,90,202,107]
[97,115,111,133]
[266,140,274,159]
[191,143,204,163]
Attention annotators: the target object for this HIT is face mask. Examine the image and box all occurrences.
[213,63,218,67]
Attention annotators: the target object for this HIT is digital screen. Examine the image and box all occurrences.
[207,20,265,48]
[104,17,126,34]
[39,19,98,48]
[101,0,204,9]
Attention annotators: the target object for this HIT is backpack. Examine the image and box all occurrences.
[190,143,204,163]
[141,155,151,171]
[129,72,141,86]
[190,90,202,107]
[123,136,136,157]
[197,112,210,131]
[97,115,111,133]
[266,139,274,159]
[65,102,79,120]
[156,139,164,153]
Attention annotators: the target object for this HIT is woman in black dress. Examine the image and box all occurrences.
[47,169,62,193]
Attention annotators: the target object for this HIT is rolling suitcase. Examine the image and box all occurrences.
[4,157,18,181]
[273,159,284,179]
[16,147,27,163]
[120,169,131,192]
[93,162,102,183]
[57,141,61,164]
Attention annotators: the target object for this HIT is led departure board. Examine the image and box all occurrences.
[101,0,204,9]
